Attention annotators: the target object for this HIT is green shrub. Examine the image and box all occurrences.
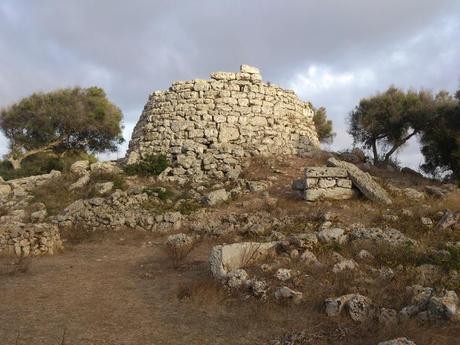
[124,154,169,176]
[0,154,63,180]
[143,186,172,201]
[91,172,127,191]
[0,151,97,181]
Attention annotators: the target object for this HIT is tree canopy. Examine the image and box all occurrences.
[419,90,460,179]
[313,106,335,144]
[0,87,124,169]
[348,86,436,165]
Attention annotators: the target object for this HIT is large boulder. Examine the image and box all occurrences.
[325,294,373,322]
[327,157,392,204]
[202,189,229,206]
[69,174,90,191]
[70,160,90,176]
[90,161,123,175]
[209,241,277,280]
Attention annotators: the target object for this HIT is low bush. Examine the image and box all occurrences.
[124,154,169,176]
[91,172,127,191]
[143,186,172,201]
[0,151,96,181]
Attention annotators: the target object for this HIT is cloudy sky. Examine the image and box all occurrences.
[1,0,459,168]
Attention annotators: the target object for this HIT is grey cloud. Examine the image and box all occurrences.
[1,0,459,169]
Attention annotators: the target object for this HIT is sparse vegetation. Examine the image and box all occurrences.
[124,154,169,176]
[1,257,31,276]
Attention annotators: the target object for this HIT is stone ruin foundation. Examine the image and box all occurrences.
[303,167,358,201]
[126,64,320,182]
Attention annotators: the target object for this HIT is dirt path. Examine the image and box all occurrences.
[2,231,458,345]
[0,237,310,345]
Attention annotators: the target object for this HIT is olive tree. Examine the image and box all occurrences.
[420,90,460,179]
[348,86,436,165]
[0,87,124,169]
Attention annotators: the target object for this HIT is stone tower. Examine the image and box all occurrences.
[126,65,320,182]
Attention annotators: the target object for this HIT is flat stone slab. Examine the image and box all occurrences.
[304,187,358,201]
[209,241,277,280]
[304,167,348,178]
[327,157,392,204]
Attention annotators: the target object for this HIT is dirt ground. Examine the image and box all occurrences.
[1,232,459,345]
[0,234,311,345]
[1,155,460,345]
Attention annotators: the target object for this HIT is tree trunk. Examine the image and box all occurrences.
[372,140,379,165]
[382,130,418,165]
[6,138,65,170]
[8,157,22,170]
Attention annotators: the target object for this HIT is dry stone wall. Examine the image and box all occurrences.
[0,223,62,257]
[126,65,320,182]
[303,167,357,201]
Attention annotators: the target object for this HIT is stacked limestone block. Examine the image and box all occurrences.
[0,223,63,257]
[126,64,320,182]
[303,167,358,201]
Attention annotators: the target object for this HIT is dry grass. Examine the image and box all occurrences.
[0,256,32,276]
[165,238,197,268]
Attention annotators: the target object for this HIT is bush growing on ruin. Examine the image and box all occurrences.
[124,154,169,176]
[0,87,124,170]
[313,107,335,144]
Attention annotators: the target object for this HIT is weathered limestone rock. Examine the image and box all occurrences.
[274,286,303,304]
[0,222,63,257]
[325,294,373,322]
[202,189,229,206]
[350,227,416,247]
[399,285,460,321]
[69,174,90,191]
[226,268,249,288]
[209,241,277,280]
[300,166,357,201]
[317,227,346,244]
[304,167,348,178]
[332,259,358,273]
[6,170,61,194]
[0,183,12,200]
[305,187,358,201]
[70,160,90,176]
[94,182,114,195]
[435,210,460,231]
[327,157,392,204]
[90,161,122,175]
[274,268,292,281]
[427,290,459,320]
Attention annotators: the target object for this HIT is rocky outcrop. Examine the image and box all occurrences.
[350,227,416,247]
[327,157,392,204]
[0,170,61,204]
[126,64,319,183]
